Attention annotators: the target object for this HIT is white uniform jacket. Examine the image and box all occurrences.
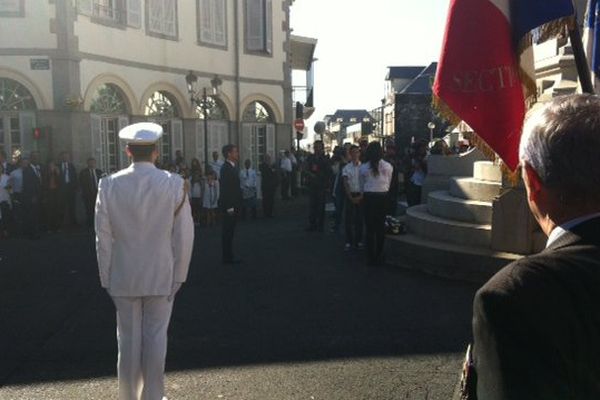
[95,162,194,297]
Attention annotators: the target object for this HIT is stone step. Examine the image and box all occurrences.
[386,233,522,283]
[449,177,502,202]
[473,161,502,182]
[407,204,492,247]
[427,191,493,224]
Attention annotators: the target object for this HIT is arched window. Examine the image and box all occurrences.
[242,101,273,123]
[196,97,228,120]
[0,78,36,111]
[0,78,37,157]
[145,91,180,120]
[241,101,275,168]
[144,91,183,166]
[90,83,128,115]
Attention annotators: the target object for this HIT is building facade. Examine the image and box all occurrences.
[0,0,315,171]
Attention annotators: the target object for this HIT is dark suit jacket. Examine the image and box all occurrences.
[79,168,103,202]
[22,166,42,202]
[218,161,242,212]
[472,216,600,400]
[59,162,78,190]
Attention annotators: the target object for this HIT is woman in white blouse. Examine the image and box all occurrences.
[360,141,393,266]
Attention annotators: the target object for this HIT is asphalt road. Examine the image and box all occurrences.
[0,200,481,399]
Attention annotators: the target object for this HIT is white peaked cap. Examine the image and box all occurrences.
[118,122,163,144]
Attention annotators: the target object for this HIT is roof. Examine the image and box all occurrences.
[400,62,438,95]
[386,66,425,81]
[330,109,374,123]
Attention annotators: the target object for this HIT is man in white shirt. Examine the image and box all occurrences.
[240,159,258,219]
[342,145,363,250]
[280,151,292,201]
[209,151,224,179]
[95,123,194,400]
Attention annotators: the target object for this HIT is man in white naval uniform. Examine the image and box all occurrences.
[95,122,194,400]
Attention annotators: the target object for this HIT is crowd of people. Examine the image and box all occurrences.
[0,150,99,239]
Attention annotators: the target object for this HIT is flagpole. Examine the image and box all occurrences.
[568,23,595,94]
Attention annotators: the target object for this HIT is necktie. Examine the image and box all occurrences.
[91,169,97,188]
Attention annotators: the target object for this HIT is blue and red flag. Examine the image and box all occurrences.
[433,0,574,171]
[584,0,600,88]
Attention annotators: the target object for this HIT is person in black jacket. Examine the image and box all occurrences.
[305,140,332,232]
[259,154,278,218]
[79,157,104,228]
[58,151,79,227]
[466,94,600,400]
[21,156,42,239]
[218,144,243,264]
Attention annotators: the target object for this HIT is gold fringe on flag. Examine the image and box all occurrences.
[432,95,522,186]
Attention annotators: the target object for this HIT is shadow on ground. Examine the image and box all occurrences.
[0,199,480,386]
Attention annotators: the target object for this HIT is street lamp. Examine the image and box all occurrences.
[427,121,436,142]
[185,71,222,169]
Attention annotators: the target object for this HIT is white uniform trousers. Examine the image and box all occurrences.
[112,296,173,400]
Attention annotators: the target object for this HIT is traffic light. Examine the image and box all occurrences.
[295,101,304,119]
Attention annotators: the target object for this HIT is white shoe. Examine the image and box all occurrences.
[344,243,351,251]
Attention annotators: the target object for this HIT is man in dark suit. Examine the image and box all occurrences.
[59,151,78,227]
[79,157,103,228]
[21,156,42,239]
[259,154,278,218]
[468,94,600,400]
[218,144,242,264]
[305,140,332,232]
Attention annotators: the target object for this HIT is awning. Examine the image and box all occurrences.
[290,35,317,71]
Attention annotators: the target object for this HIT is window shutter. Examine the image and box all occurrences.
[149,0,163,33]
[171,119,183,161]
[246,0,263,51]
[118,116,130,169]
[265,0,272,53]
[213,0,226,46]
[91,114,103,170]
[199,0,213,43]
[164,0,177,36]
[127,0,141,28]
[78,0,93,15]
[266,123,275,160]
[19,111,36,155]
[196,120,206,164]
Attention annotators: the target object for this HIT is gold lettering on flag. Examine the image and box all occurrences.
[451,65,520,93]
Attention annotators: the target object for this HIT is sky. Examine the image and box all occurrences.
[290,0,451,140]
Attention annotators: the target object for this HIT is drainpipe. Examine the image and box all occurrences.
[234,0,241,145]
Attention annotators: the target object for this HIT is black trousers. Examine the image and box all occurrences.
[281,172,290,200]
[290,168,298,197]
[0,201,11,232]
[262,188,275,217]
[61,187,77,226]
[308,188,326,230]
[221,210,237,261]
[363,192,387,264]
[22,197,41,238]
[406,182,422,207]
[44,189,62,231]
[345,194,364,246]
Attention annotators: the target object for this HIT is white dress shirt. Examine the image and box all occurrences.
[210,160,224,178]
[546,212,600,248]
[342,162,362,193]
[9,168,23,193]
[95,162,194,297]
[0,174,11,205]
[280,157,293,173]
[359,160,393,193]
[203,180,219,209]
[240,167,258,199]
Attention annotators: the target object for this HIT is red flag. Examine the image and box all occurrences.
[434,0,525,170]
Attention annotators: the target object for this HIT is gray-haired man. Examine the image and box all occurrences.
[470,94,600,399]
